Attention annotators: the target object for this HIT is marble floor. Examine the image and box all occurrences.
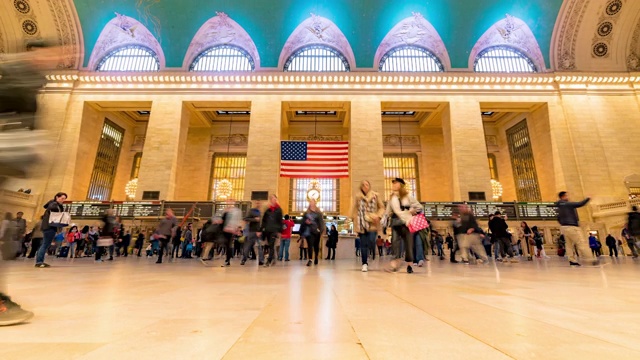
[1,254,639,360]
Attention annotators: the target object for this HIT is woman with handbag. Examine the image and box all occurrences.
[386,178,422,274]
[35,192,67,268]
[299,199,324,267]
[352,180,385,272]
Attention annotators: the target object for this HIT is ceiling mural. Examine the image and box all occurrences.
[1,0,640,71]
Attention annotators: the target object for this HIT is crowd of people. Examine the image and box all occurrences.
[2,183,640,326]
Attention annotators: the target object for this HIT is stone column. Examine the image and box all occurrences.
[136,99,189,200]
[350,99,384,205]
[244,99,282,200]
[442,101,492,201]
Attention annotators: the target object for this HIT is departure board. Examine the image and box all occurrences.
[517,203,559,219]
[164,202,214,219]
[64,202,111,219]
[420,202,556,220]
[112,202,162,218]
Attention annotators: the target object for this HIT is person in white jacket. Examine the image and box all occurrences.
[386,178,423,274]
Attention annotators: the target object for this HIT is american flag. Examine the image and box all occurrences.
[280,141,349,178]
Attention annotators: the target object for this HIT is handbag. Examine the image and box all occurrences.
[408,213,429,233]
[97,236,114,247]
[48,212,71,228]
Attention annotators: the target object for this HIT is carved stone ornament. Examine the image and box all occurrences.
[278,13,356,70]
[88,13,165,70]
[374,12,451,70]
[469,14,546,71]
[45,0,83,69]
[485,135,498,147]
[383,135,420,147]
[553,0,591,71]
[183,12,261,69]
[210,134,248,147]
[133,135,146,148]
[289,135,343,141]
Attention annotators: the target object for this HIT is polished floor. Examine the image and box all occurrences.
[1,253,639,360]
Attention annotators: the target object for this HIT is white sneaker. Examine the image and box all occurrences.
[418,260,425,267]
[361,264,368,272]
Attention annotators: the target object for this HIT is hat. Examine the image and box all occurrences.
[392,178,406,185]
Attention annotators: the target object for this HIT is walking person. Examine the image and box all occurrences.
[326,225,339,260]
[134,232,144,257]
[220,204,242,267]
[457,204,489,265]
[300,199,325,267]
[14,212,26,256]
[386,178,422,273]
[589,234,601,257]
[556,191,596,267]
[35,192,67,268]
[200,218,221,263]
[606,234,618,258]
[376,235,384,257]
[27,217,43,259]
[621,225,638,258]
[66,225,80,259]
[521,222,534,261]
[298,234,308,261]
[181,224,194,259]
[626,206,640,258]
[240,202,264,266]
[532,226,545,258]
[352,180,385,272]
[279,215,294,261]
[489,212,518,263]
[96,210,117,262]
[261,195,283,267]
[155,209,177,264]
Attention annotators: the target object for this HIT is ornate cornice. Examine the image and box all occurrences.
[469,14,546,72]
[278,14,356,70]
[383,135,420,147]
[374,12,451,71]
[182,12,260,70]
[45,0,83,69]
[88,13,165,70]
[289,135,343,141]
[553,0,591,71]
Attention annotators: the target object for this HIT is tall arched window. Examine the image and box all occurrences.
[379,46,444,72]
[284,45,350,72]
[190,45,255,72]
[474,46,536,73]
[96,45,160,72]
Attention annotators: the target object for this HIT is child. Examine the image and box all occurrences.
[297,235,308,260]
[145,244,153,257]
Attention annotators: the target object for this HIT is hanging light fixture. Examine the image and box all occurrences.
[216,113,233,200]
[125,178,138,200]
[491,179,503,200]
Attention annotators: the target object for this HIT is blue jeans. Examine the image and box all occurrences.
[414,233,425,262]
[279,238,291,260]
[36,228,56,264]
[493,241,501,259]
[360,231,377,265]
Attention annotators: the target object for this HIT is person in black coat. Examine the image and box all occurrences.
[605,234,618,258]
[261,195,283,266]
[325,225,339,260]
[134,232,145,257]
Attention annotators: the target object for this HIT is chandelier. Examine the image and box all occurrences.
[216,179,233,200]
[216,112,234,200]
[125,178,138,200]
[491,179,503,200]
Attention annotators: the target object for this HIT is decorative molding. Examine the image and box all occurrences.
[485,135,498,147]
[183,12,260,70]
[132,135,145,148]
[553,0,591,71]
[88,13,165,70]
[374,12,451,70]
[289,135,343,141]
[210,134,248,147]
[46,0,83,69]
[590,0,626,59]
[469,14,546,72]
[278,14,356,70]
[0,25,5,55]
[383,135,420,147]
[13,0,39,40]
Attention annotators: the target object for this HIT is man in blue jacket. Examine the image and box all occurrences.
[556,191,596,267]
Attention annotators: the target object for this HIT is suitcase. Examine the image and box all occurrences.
[57,246,70,258]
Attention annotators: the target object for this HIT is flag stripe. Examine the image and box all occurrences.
[280,141,349,178]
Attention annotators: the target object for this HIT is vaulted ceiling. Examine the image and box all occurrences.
[1,0,639,72]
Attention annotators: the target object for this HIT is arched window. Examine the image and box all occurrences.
[96,45,160,72]
[379,46,444,72]
[189,45,255,72]
[284,45,350,72]
[474,46,536,73]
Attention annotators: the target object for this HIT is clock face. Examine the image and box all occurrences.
[307,189,321,202]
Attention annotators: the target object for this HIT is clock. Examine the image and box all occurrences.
[307,189,321,202]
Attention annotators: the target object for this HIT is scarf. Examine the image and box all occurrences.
[358,191,379,232]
